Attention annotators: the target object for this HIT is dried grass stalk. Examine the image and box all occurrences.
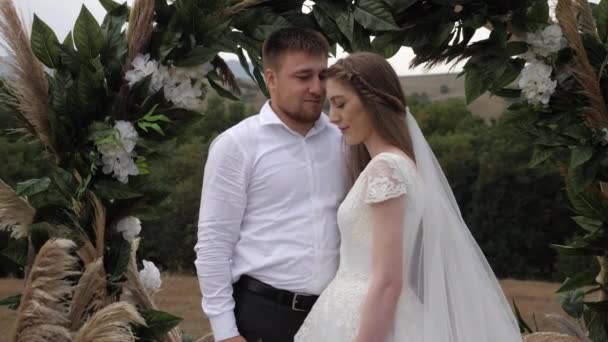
[11,238,79,342]
[557,0,608,128]
[0,179,35,239]
[0,0,56,157]
[68,258,108,331]
[73,302,146,342]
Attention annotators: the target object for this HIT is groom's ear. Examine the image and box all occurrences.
[265,68,277,94]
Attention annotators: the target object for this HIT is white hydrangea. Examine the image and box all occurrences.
[139,259,162,293]
[115,216,142,242]
[125,54,212,111]
[125,54,160,87]
[525,24,567,59]
[163,79,205,111]
[518,60,557,106]
[97,120,140,184]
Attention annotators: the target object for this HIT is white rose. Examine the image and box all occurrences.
[139,260,162,293]
[115,216,142,242]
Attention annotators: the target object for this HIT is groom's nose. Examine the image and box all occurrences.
[308,76,324,96]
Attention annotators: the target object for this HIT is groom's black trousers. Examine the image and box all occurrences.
[233,275,316,342]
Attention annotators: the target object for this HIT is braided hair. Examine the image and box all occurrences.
[326,52,415,181]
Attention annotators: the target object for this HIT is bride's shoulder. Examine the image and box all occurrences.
[367,152,417,173]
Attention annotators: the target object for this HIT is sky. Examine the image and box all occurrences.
[14,0,585,76]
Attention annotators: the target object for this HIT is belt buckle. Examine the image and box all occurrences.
[291,293,308,312]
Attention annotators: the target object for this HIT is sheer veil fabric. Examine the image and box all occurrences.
[397,109,521,341]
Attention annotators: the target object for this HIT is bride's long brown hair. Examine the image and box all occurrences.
[326,52,415,182]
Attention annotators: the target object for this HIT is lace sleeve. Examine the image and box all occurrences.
[364,154,408,204]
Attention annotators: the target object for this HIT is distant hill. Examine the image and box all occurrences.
[399,73,512,121]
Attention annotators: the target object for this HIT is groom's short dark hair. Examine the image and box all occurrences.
[262,27,330,70]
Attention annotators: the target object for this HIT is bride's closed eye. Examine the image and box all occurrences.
[333,102,345,109]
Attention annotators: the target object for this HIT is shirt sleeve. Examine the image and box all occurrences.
[194,132,248,341]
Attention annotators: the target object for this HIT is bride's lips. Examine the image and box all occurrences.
[339,126,350,133]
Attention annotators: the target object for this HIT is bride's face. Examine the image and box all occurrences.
[327,78,374,145]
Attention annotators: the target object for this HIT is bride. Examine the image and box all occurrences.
[294,52,522,342]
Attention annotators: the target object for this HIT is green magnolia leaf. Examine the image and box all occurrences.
[336,12,355,42]
[351,23,372,51]
[569,151,599,194]
[558,268,598,292]
[104,238,131,282]
[0,294,22,310]
[16,178,51,197]
[2,238,28,266]
[529,146,554,167]
[99,0,123,13]
[51,168,78,202]
[31,15,62,69]
[571,146,594,169]
[512,299,533,333]
[93,181,144,200]
[312,6,351,51]
[584,307,608,341]
[516,1,549,33]
[175,46,218,67]
[141,310,183,338]
[383,0,417,12]
[464,67,491,104]
[551,243,604,256]
[207,77,240,101]
[29,223,51,251]
[372,31,404,58]
[559,289,585,318]
[236,48,255,83]
[353,0,399,31]
[253,66,269,99]
[74,5,105,59]
[572,216,603,232]
[598,0,608,42]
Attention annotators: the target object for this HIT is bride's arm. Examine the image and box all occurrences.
[355,194,406,342]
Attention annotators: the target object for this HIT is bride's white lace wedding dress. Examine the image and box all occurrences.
[294,145,522,341]
[295,152,424,342]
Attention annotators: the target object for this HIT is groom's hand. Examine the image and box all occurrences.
[220,336,246,342]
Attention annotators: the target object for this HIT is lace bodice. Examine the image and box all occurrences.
[337,153,424,273]
[295,152,425,342]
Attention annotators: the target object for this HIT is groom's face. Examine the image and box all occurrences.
[265,51,327,124]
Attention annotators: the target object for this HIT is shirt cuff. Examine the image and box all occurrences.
[209,311,239,341]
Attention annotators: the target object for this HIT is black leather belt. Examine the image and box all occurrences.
[236,275,319,312]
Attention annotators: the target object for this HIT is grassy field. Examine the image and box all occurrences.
[0,275,567,341]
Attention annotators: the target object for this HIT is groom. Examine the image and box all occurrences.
[194,28,348,342]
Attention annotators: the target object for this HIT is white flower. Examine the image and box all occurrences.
[163,78,205,111]
[525,24,567,58]
[115,216,141,242]
[518,60,557,106]
[101,153,139,184]
[601,128,608,145]
[125,54,160,87]
[139,260,162,293]
[114,120,138,153]
[125,54,210,110]
[97,121,140,183]
[150,64,170,93]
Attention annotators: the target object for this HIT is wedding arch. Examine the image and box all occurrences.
[0,0,607,340]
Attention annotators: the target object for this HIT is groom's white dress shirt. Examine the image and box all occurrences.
[194,101,348,341]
